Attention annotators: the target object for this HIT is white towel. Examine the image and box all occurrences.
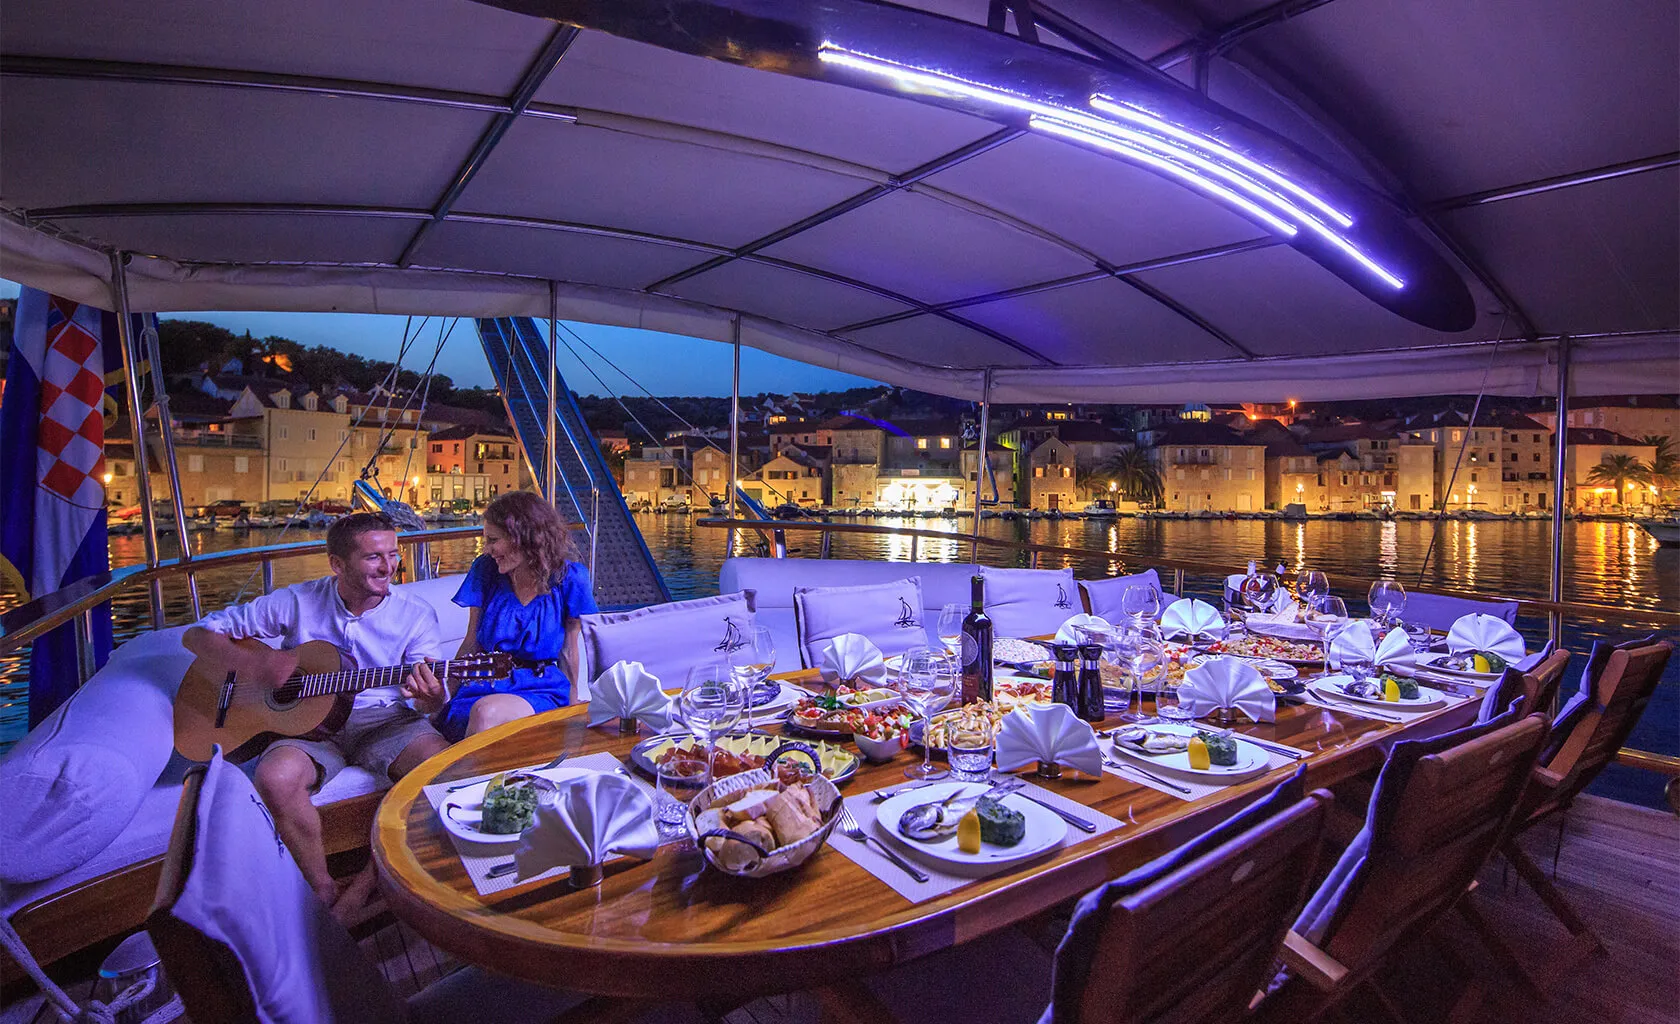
[1178,656,1275,723]
[587,660,676,731]
[1159,598,1228,640]
[1328,622,1418,675]
[514,773,660,875]
[1054,613,1113,646]
[819,632,890,686]
[994,704,1104,776]
[1446,614,1526,662]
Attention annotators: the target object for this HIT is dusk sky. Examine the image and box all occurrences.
[0,279,880,397]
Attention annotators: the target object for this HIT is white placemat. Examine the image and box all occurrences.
[1099,738,1303,803]
[1298,678,1477,724]
[422,751,649,897]
[825,779,1124,904]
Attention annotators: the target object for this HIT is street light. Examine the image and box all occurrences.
[102,472,114,484]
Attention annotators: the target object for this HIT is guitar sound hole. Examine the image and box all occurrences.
[269,681,304,710]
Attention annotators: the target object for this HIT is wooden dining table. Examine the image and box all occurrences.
[372,665,1473,1014]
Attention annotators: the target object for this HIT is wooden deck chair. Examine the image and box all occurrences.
[1474,640,1673,988]
[1258,708,1550,1023]
[1479,648,1572,722]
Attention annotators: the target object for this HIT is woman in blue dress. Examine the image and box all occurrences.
[412,490,597,742]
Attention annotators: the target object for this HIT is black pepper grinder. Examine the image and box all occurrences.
[1076,643,1107,723]
[1050,643,1080,712]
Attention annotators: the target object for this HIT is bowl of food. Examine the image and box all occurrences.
[688,743,843,878]
[852,711,913,762]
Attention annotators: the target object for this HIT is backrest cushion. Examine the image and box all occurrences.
[793,577,928,669]
[980,566,1079,638]
[394,573,470,652]
[1078,570,1164,622]
[1402,592,1519,632]
[148,749,404,1024]
[577,592,751,697]
[0,627,192,884]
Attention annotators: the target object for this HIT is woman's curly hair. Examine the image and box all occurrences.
[484,490,577,591]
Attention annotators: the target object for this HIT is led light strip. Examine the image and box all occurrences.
[817,44,1405,290]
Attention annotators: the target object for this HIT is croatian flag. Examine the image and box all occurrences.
[0,289,128,725]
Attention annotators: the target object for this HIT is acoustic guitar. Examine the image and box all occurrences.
[173,637,511,763]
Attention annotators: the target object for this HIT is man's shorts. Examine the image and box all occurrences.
[266,702,442,790]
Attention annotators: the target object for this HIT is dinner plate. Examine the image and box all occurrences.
[1108,723,1271,780]
[437,766,592,846]
[875,782,1067,872]
[1187,654,1298,681]
[629,730,861,784]
[1419,654,1505,682]
[1311,678,1446,709]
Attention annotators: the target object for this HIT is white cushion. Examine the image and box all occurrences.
[1079,570,1165,621]
[393,574,470,652]
[794,577,928,669]
[979,567,1079,638]
[576,592,752,697]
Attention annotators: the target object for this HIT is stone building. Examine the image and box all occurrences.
[1024,438,1080,511]
[1561,428,1660,510]
[1147,421,1265,513]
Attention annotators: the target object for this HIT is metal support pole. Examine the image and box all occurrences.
[262,558,275,595]
[728,316,742,556]
[970,368,991,563]
[141,308,199,619]
[547,284,560,508]
[110,252,164,628]
[74,610,97,685]
[1172,568,1185,596]
[910,534,919,562]
[1549,338,1571,649]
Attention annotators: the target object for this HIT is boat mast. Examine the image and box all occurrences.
[971,367,991,562]
[1549,336,1571,650]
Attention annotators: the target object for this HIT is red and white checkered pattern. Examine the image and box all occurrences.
[35,297,107,507]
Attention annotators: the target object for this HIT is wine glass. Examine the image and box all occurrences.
[654,755,709,842]
[1119,632,1163,725]
[937,603,965,655]
[728,625,776,714]
[1305,596,1349,677]
[1240,571,1280,615]
[1367,579,1406,628]
[679,664,745,778]
[898,646,954,781]
[1297,570,1329,608]
[1120,585,1163,632]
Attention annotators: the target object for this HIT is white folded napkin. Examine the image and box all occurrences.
[1243,597,1320,640]
[515,773,660,875]
[994,704,1104,776]
[587,660,676,731]
[819,632,889,686]
[1179,656,1275,723]
[1328,621,1418,674]
[1055,613,1112,646]
[1446,614,1526,662]
[1159,598,1228,640]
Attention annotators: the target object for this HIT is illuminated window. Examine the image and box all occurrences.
[940,438,952,449]
[1061,467,1071,478]
[1451,429,1463,443]
[917,438,928,450]
[1034,467,1044,478]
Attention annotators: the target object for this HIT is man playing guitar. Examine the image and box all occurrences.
[181,512,446,921]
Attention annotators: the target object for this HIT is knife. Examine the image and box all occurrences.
[989,774,1098,832]
[1235,735,1309,760]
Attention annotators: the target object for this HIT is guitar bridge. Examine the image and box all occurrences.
[214,669,236,728]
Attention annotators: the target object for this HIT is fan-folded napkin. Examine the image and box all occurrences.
[1328,621,1417,674]
[994,704,1103,776]
[587,660,675,730]
[1179,656,1275,723]
[1159,598,1228,640]
[1242,597,1320,640]
[819,632,889,686]
[515,773,660,875]
[1446,614,1526,661]
[1055,613,1112,646]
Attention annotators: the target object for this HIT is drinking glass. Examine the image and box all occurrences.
[1120,585,1163,632]
[1403,621,1434,657]
[946,716,995,782]
[680,664,745,778]
[1297,570,1329,607]
[654,756,709,842]
[898,646,954,781]
[728,625,776,711]
[1154,661,1194,722]
[1306,596,1349,676]
[1120,633,1164,725]
[1235,571,1280,618]
[1367,579,1407,627]
[937,602,966,655]
[1343,654,1375,685]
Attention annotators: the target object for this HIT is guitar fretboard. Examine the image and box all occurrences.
[294,660,451,698]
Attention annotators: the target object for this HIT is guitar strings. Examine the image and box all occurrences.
[216,657,503,698]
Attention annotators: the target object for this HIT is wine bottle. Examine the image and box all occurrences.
[960,574,993,704]
[1050,644,1080,712]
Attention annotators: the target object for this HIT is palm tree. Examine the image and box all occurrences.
[1586,453,1652,507]
[1095,448,1164,506]
[1638,434,1676,490]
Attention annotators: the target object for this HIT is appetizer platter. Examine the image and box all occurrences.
[783,685,912,738]
[1204,634,1325,665]
[1420,651,1509,682]
[633,731,861,784]
[875,780,1067,871]
[1312,674,1446,709]
[437,766,589,845]
[1108,724,1270,779]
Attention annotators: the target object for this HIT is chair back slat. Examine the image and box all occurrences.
[1075,792,1330,1024]
[1538,642,1672,816]
[1485,649,1572,722]
[1322,715,1547,974]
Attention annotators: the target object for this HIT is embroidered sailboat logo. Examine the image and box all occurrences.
[1055,584,1073,610]
[895,597,920,629]
[715,616,746,653]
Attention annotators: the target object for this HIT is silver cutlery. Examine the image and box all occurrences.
[837,805,929,883]
[1316,697,1403,723]
[1006,789,1099,833]
[871,779,938,802]
[447,750,570,793]
[1235,735,1309,760]
[1104,757,1193,795]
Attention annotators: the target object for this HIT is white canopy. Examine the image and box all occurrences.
[1,0,1675,402]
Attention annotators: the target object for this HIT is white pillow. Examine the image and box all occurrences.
[576,592,752,697]
[979,566,1079,639]
[1079,570,1164,622]
[794,577,928,669]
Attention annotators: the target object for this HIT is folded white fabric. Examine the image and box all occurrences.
[1159,598,1228,640]
[1179,656,1275,723]
[994,703,1103,775]
[819,632,889,686]
[515,773,660,874]
[587,660,675,731]
[1243,598,1319,641]
[1054,613,1113,646]
[1446,614,1526,662]
[1328,621,1418,675]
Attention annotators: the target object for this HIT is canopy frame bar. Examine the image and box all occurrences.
[109,252,165,628]
[1431,152,1680,211]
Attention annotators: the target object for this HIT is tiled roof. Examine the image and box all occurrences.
[1149,420,1259,446]
[1565,427,1647,446]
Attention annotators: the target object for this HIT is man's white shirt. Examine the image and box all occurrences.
[197,577,444,709]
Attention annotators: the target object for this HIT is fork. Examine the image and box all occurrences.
[837,805,928,883]
[447,749,571,793]
[1104,756,1193,795]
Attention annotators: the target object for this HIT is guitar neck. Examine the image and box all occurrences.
[294,660,449,699]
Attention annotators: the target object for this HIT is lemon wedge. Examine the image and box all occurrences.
[1383,678,1401,702]
[957,807,982,854]
[1472,654,1491,674]
[1187,736,1211,770]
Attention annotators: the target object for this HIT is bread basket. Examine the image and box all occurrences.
[686,742,842,878]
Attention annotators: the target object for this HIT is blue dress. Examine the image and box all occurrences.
[437,555,598,741]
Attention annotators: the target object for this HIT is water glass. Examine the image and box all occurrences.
[654,756,709,841]
[1367,579,1406,627]
[1120,634,1164,725]
[947,716,995,782]
[898,647,955,781]
[937,602,966,655]
[1155,669,1194,722]
[1307,596,1350,675]
[1403,621,1434,656]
